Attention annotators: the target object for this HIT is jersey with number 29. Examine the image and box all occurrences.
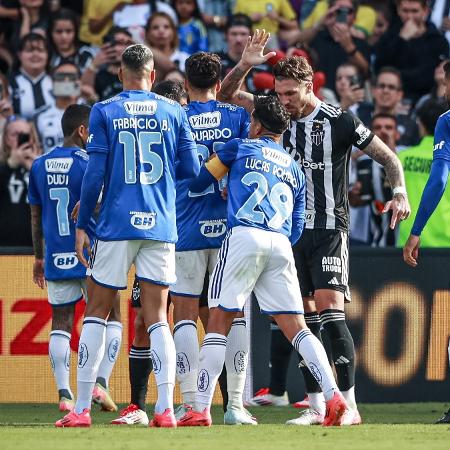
[176,100,250,251]
[216,137,305,238]
[28,147,95,281]
[87,90,196,242]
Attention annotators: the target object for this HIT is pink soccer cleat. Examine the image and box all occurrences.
[322,392,348,427]
[149,408,177,428]
[293,396,310,409]
[55,409,91,427]
[58,397,75,412]
[177,408,212,427]
[340,408,362,426]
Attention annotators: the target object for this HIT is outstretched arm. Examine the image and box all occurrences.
[218,29,276,112]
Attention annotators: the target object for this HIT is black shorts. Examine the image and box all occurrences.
[292,229,351,301]
[131,275,209,308]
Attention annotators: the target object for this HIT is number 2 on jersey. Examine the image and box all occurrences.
[49,187,70,236]
[119,131,163,185]
[236,172,293,229]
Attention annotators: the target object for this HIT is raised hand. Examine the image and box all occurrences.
[241,29,277,69]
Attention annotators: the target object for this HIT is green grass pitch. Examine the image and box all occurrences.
[1,403,450,450]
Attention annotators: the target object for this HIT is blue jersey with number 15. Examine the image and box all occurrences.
[217,137,305,238]
[176,100,250,251]
[88,90,197,242]
[28,147,96,281]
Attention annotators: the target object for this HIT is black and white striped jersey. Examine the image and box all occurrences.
[283,102,374,232]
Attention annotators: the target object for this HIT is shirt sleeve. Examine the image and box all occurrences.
[27,161,41,205]
[214,138,240,167]
[239,109,251,138]
[86,104,109,155]
[348,111,374,150]
[432,114,450,163]
[290,169,306,245]
[177,107,197,155]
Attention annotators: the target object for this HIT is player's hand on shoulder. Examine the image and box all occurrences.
[241,29,276,69]
[75,228,91,268]
[403,234,420,267]
[32,258,45,289]
[382,192,411,229]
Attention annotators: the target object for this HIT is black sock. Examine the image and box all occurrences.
[320,309,355,391]
[95,377,107,389]
[129,345,153,411]
[269,323,293,396]
[218,365,228,412]
[298,312,322,393]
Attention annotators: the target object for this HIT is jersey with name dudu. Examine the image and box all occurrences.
[433,110,450,163]
[88,90,196,242]
[217,137,305,238]
[176,100,250,251]
[28,147,95,281]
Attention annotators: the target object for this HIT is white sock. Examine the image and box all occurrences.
[173,320,199,405]
[195,333,227,412]
[308,392,326,415]
[96,321,123,388]
[225,318,248,410]
[49,330,73,398]
[292,329,338,402]
[342,386,357,410]
[74,317,107,414]
[148,322,176,414]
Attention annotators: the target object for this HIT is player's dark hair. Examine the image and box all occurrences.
[185,52,221,90]
[61,104,91,137]
[416,98,448,136]
[225,13,253,32]
[121,44,154,72]
[153,80,187,103]
[274,56,314,84]
[252,95,290,135]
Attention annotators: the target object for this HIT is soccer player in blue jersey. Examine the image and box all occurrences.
[178,95,349,427]
[55,44,199,428]
[168,52,254,425]
[403,60,450,424]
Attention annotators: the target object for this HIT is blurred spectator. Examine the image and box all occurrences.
[335,61,366,110]
[397,98,450,247]
[374,0,449,103]
[367,4,391,49]
[430,0,450,45]
[16,0,49,39]
[0,116,41,246]
[355,67,420,147]
[81,27,133,102]
[34,62,82,153]
[233,0,298,48]
[145,12,189,73]
[163,68,185,83]
[48,8,95,72]
[349,113,399,246]
[9,33,54,120]
[113,0,177,43]
[0,73,14,144]
[197,0,231,53]
[174,0,208,55]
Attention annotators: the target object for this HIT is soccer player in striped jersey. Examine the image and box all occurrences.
[218,29,410,425]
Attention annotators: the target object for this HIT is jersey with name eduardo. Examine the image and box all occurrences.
[176,100,250,251]
[217,137,304,237]
[283,102,374,231]
[88,90,196,242]
[28,147,95,281]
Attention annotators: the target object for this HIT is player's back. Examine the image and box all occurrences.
[90,90,196,243]
[224,137,304,238]
[176,100,249,250]
[28,147,93,280]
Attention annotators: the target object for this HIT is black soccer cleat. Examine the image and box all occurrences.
[435,408,450,424]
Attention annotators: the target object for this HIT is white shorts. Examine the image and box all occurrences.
[170,249,219,297]
[209,226,304,314]
[47,279,87,306]
[90,239,175,289]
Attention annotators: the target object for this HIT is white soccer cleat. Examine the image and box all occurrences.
[246,388,289,407]
[286,408,325,425]
[340,408,362,426]
[111,404,149,426]
[224,407,258,425]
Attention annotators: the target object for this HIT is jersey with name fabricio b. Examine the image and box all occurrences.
[176,100,250,251]
[217,136,305,238]
[87,90,196,242]
[28,147,96,281]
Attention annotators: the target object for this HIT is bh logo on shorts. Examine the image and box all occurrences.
[108,338,120,363]
[197,369,210,392]
[176,352,190,375]
[234,351,246,373]
[78,343,89,368]
[150,350,161,374]
[308,362,322,385]
[130,212,156,230]
[64,348,70,371]
[53,252,79,270]
[200,220,226,238]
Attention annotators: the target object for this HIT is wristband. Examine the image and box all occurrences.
[393,186,407,196]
